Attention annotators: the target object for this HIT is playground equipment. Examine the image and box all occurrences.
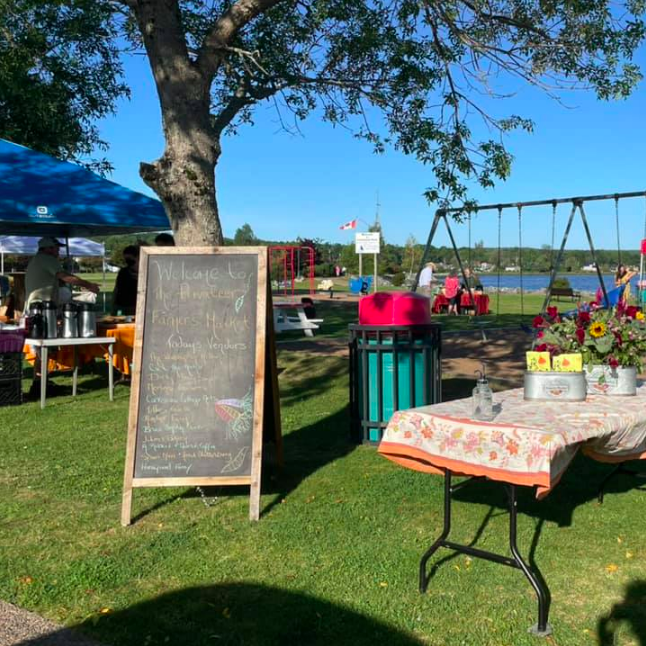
[640,238,646,305]
[415,190,646,316]
[269,245,315,300]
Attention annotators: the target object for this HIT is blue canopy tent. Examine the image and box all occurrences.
[0,139,169,237]
[0,139,170,311]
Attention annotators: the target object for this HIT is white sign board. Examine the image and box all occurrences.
[355,232,380,254]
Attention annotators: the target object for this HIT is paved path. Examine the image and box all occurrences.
[0,602,104,646]
[277,328,532,386]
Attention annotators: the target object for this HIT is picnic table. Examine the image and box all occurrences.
[378,385,646,636]
[273,301,323,337]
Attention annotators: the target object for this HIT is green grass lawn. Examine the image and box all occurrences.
[277,292,547,342]
[2,346,646,645]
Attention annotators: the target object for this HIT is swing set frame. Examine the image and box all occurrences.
[414,189,646,317]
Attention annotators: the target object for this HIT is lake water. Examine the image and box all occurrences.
[473,273,642,293]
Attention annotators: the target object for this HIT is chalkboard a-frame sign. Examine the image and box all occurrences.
[121,247,279,524]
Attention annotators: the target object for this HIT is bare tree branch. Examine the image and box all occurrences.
[197,0,288,80]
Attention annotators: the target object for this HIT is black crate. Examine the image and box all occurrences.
[0,352,22,380]
[0,378,21,406]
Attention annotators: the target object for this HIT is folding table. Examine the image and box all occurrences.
[378,385,646,636]
[26,337,115,409]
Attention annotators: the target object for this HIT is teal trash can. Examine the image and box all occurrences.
[349,324,441,444]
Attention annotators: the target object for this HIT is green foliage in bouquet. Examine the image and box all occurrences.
[534,304,646,371]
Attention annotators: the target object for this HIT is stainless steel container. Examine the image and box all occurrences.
[60,303,78,338]
[42,300,58,339]
[524,371,587,402]
[78,303,96,338]
[585,365,637,396]
[27,301,44,338]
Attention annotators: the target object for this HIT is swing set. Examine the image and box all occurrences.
[415,189,646,318]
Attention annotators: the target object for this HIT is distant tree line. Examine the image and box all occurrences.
[3,224,631,276]
[222,224,642,278]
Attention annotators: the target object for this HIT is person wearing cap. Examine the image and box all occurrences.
[25,237,100,308]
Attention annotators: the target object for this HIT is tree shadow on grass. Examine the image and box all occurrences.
[261,405,353,516]
[130,354,355,521]
[447,448,646,530]
[598,580,646,645]
[14,583,425,646]
[276,352,347,407]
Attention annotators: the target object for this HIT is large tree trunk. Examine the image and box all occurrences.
[140,127,224,247]
[134,0,225,246]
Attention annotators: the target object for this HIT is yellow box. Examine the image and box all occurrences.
[552,354,582,372]
[526,351,551,372]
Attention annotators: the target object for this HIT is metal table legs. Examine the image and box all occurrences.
[40,346,48,410]
[108,343,114,401]
[72,346,78,396]
[419,470,552,637]
[598,464,646,503]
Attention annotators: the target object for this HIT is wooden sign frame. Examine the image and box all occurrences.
[121,246,279,525]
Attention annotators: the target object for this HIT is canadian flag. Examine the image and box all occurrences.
[339,219,357,230]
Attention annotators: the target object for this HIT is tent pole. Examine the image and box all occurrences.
[65,237,71,271]
[102,248,106,313]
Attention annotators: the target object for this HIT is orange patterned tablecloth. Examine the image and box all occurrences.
[105,325,135,376]
[24,325,135,375]
[24,343,103,372]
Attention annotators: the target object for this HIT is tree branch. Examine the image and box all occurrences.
[197,0,288,81]
[211,83,279,136]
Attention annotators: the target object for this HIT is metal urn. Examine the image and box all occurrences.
[60,302,79,338]
[41,300,58,339]
[77,302,96,338]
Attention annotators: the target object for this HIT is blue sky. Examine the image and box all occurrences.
[99,46,646,250]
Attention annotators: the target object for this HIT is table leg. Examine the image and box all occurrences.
[108,344,114,401]
[40,347,48,410]
[298,308,314,338]
[597,464,646,504]
[419,470,452,592]
[72,346,78,397]
[273,308,283,333]
[507,485,552,637]
[418,471,552,637]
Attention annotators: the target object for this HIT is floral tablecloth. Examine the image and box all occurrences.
[378,385,646,497]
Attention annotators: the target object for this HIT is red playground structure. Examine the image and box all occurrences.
[269,245,315,301]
